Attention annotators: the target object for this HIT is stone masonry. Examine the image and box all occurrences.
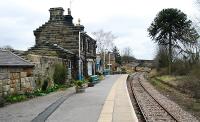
[0,49,34,97]
[0,68,34,96]
[27,54,64,86]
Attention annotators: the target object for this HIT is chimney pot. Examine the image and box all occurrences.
[68,8,71,15]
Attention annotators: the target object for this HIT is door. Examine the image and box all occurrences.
[87,62,93,76]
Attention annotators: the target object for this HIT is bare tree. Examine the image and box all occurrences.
[122,47,132,57]
[121,47,135,63]
[92,29,116,53]
[193,0,200,32]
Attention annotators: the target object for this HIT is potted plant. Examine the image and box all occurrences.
[87,77,94,87]
[73,80,87,93]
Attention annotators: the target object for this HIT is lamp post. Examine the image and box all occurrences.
[78,31,86,80]
[108,52,111,71]
[103,48,108,72]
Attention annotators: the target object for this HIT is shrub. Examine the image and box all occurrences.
[53,63,67,84]
[181,64,200,98]
[88,77,93,83]
[5,94,27,103]
[45,84,59,94]
[171,59,190,75]
[42,79,49,91]
[121,67,127,74]
[98,75,104,80]
[154,45,169,70]
[35,75,43,88]
[157,68,168,76]
[73,80,87,88]
[33,88,46,96]
[189,64,200,79]
[178,76,200,98]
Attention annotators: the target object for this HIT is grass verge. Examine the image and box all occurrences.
[149,77,200,120]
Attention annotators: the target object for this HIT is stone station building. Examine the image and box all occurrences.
[24,7,96,81]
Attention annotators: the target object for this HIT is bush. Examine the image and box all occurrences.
[181,64,200,98]
[86,76,94,83]
[178,76,200,98]
[35,76,42,88]
[45,84,62,94]
[33,88,46,96]
[154,45,169,70]
[5,94,27,103]
[42,79,49,91]
[34,83,70,96]
[73,80,87,88]
[121,68,127,74]
[157,68,168,75]
[171,59,190,75]
[189,64,200,79]
[53,63,67,84]
[177,64,200,98]
[98,75,104,80]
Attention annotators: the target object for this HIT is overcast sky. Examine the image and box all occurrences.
[0,0,198,59]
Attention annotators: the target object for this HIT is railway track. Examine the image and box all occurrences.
[129,73,178,122]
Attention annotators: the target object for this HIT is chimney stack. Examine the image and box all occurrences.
[49,7,64,21]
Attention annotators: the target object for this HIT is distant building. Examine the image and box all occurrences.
[96,54,103,73]
[0,50,34,96]
[96,52,119,74]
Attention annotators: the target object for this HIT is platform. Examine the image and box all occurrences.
[98,74,138,122]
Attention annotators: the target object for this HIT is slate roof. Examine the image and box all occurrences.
[0,50,34,67]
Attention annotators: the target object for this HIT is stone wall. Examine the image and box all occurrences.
[0,68,34,97]
[0,54,69,97]
[26,54,65,87]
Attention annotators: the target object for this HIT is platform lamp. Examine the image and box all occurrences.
[103,48,108,72]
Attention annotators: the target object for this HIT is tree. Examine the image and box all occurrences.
[112,46,122,65]
[148,8,199,74]
[121,47,136,63]
[92,29,116,53]
[154,45,169,70]
[53,63,67,84]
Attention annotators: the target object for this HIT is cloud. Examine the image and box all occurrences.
[0,0,197,60]
[85,15,156,59]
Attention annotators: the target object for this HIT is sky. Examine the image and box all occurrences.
[0,0,198,60]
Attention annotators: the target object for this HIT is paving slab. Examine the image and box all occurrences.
[0,87,75,122]
[46,75,121,122]
[98,74,138,122]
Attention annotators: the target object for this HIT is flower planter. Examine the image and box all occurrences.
[75,87,85,93]
[88,82,94,87]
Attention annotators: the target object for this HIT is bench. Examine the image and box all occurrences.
[90,75,99,84]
